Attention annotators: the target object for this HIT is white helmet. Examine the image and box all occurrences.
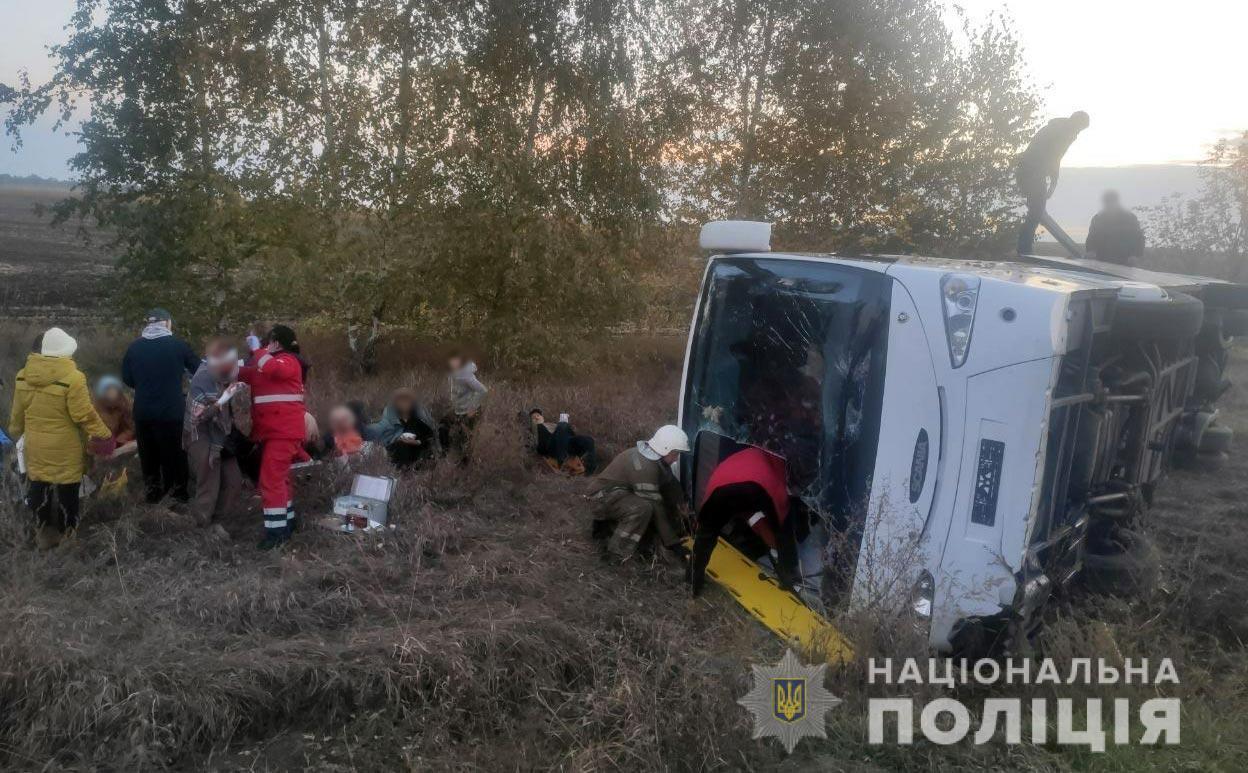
[646,425,691,457]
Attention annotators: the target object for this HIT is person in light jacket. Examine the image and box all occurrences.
[7,328,115,549]
[183,338,247,526]
[444,353,488,462]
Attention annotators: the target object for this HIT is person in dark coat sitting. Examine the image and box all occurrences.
[368,389,440,469]
[1085,190,1146,265]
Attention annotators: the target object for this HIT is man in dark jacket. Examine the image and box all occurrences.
[122,308,199,503]
[1017,111,1090,255]
[1085,190,1146,264]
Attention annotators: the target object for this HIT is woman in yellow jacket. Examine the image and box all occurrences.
[8,328,115,549]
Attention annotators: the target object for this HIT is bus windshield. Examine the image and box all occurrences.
[681,257,891,573]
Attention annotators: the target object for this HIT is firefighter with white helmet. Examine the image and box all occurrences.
[586,424,690,560]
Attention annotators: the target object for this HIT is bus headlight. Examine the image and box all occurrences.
[941,274,980,368]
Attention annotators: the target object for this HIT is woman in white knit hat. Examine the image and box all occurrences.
[7,327,115,549]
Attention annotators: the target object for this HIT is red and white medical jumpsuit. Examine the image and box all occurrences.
[238,350,307,537]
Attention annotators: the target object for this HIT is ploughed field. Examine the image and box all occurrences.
[0,186,1245,769]
[0,185,111,321]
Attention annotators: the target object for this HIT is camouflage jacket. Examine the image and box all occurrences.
[588,444,684,513]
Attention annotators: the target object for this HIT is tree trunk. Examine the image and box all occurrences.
[734,7,776,220]
[317,2,338,204]
[183,0,214,181]
[524,74,549,158]
[392,0,419,196]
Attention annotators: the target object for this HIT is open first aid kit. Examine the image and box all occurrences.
[331,474,397,533]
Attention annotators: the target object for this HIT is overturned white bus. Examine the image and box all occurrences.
[679,221,1246,653]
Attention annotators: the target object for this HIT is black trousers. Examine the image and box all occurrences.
[28,481,80,532]
[547,423,597,471]
[691,481,799,594]
[135,419,189,503]
[1016,165,1048,255]
[388,426,437,469]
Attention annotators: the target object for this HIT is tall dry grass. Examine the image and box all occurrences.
[1,321,1247,769]
[0,321,786,770]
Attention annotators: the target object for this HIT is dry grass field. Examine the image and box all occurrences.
[1,187,1246,770]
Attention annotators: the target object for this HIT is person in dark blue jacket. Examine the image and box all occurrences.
[122,308,200,503]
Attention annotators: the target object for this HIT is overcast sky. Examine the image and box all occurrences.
[2,0,1245,178]
[948,0,1247,167]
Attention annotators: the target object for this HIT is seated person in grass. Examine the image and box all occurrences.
[320,404,370,460]
[529,408,596,475]
[92,375,138,458]
[369,388,440,469]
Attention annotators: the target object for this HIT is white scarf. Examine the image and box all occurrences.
[141,322,173,340]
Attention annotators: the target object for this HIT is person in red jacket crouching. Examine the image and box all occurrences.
[238,324,309,550]
[688,445,801,596]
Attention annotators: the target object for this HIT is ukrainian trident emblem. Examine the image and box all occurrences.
[773,678,806,723]
[739,650,841,753]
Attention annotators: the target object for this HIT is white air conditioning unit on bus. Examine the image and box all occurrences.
[699,220,772,253]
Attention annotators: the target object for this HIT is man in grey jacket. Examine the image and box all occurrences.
[183,339,247,525]
[445,353,488,462]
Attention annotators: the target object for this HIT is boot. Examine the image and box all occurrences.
[35,524,62,551]
[257,531,289,551]
[590,519,613,541]
[655,543,688,580]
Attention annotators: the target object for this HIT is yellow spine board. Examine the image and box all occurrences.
[685,537,853,664]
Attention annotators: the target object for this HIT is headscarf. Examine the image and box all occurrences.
[94,375,126,400]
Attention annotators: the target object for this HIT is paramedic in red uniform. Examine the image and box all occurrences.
[688,446,800,596]
[238,324,308,549]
